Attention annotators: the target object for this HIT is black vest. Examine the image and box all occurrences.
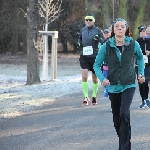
[105,40,136,85]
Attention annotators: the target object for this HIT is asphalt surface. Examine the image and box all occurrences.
[0,86,150,150]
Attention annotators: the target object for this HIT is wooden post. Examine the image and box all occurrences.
[54,31,58,79]
[38,31,58,80]
[51,35,55,80]
[43,34,48,79]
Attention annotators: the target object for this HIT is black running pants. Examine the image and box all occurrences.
[109,87,135,150]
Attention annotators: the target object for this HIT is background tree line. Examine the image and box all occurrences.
[0,0,150,55]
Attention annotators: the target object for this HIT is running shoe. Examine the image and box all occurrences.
[145,99,150,108]
[138,100,147,108]
[82,97,90,106]
[92,97,97,105]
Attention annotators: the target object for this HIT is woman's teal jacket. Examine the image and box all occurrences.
[93,36,145,93]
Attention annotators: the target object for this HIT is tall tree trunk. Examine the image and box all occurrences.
[11,0,19,55]
[102,0,113,28]
[133,0,147,38]
[26,0,40,85]
[118,0,128,20]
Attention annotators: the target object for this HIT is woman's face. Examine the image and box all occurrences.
[114,21,127,37]
[140,29,146,38]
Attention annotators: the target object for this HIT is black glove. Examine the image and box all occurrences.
[77,42,81,48]
[94,35,104,44]
[93,35,100,41]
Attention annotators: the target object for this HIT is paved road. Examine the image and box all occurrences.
[0,87,150,150]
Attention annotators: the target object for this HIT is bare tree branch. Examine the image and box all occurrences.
[38,0,62,25]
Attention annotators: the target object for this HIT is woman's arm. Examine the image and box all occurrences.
[134,41,145,76]
[93,43,106,82]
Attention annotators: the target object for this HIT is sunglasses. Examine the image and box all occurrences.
[85,19,93,22]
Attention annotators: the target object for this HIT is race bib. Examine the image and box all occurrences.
[143,55,148,63]
[83,46,93,55]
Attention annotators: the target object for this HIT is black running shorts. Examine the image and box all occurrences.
[79,55,96,74]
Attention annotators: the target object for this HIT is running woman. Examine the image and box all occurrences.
[94,18,145,150]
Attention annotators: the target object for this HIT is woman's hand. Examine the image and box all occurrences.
[102,79,110,86]
[138,75,145,84]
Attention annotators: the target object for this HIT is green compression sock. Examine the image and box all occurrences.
[92,82,99,97]
[82,82,88,98]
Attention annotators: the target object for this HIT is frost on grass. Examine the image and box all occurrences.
[0,55,93,118]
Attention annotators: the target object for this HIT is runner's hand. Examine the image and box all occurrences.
[93,35,100,40]
[138,75,145,84]
[77,43,80,48]
[102,79,110,87]
[145,50,150,56]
